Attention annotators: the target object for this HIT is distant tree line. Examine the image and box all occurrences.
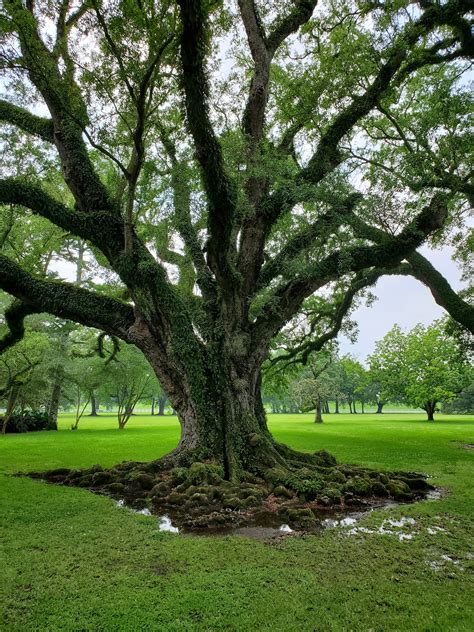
[263,320,472,422]
[0,300,472,432]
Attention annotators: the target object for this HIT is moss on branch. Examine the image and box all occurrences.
[0,255,135,340]
[0,99,54,143]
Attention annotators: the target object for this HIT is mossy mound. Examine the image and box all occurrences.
[28,456,434,532]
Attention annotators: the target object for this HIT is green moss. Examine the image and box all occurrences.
[387,480,412,500]
[91,471,116,486]
[273,485,293,499]
[241,495,258,508]
[344,476,371,497]
[150,482,169,497]
[187,462,225,485]
[106,482,126,494]
[327,470,346,484]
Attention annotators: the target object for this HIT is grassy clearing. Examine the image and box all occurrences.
[1,413,473,631]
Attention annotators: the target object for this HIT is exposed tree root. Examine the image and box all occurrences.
[25,448,434,532]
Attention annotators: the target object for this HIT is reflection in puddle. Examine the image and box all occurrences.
[111,492,444,542]
[426,489,444,500]
[325,514,419,542]
[158,515,179,534]
[428,555,465,572]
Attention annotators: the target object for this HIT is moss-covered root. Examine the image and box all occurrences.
[26,453,434,531]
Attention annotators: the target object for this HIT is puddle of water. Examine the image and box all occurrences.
[114,499,152,518]
[428,555,464,572]
[426,489,443,500]
[110,492,437,541]
[326,514,420,542]
[385,517,416,528]
[158,515,179,534]
[427,526,446,535]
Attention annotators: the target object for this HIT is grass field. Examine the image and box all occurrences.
[1,413,473,631]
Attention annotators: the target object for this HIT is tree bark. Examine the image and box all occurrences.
[48,365,64,427]
[423,401,436,421]
[314,397,323,423]
[89,392,99,416]
[376,401,384,414]
[136,342,291,481]
[1,384,19,434]
[158,396,167,416]
[335,398,339,414]
[151,396,155,416]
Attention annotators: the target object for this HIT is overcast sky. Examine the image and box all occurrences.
[338,244,465,361]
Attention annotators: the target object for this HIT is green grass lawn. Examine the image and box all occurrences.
[1,413,473,631]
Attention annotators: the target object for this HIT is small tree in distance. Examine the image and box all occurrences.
[292,353,340,423]
[103,345,156,430]
[369,322,471,420]
[403,324,471,420]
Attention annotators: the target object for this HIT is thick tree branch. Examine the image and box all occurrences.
[0,99,54,143]
[237,1,318,301]
[258,193,362,288]
[407,252,474,333]
[0,178,123,255]
[0,300,39,353]
[346,211,474,332]
[177,0,237,288]
[5,0,114,213]
[267,0,318,53]
[252,194,448,341]
[0,255,135,341]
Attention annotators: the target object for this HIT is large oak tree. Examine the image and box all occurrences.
[0,0,473,480]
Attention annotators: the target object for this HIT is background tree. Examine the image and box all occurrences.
[368,326,409,413]
[0,332,49,433]
[0,1,473,482]
[401,323,471,420]
[292,352,339,423]
[103,345,155,429]
[338,356,366,414]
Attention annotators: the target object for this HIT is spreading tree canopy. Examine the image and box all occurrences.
[0,0,473,479]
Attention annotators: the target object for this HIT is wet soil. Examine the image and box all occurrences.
[24,456,436,537]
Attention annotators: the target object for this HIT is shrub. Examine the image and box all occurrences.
[0,411,57,434]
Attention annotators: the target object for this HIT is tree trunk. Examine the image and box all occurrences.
[335,398,339,414]
[348,401,353,414]
[424,401,436,421]
[158,396,167,416]
[48,366,64,427]
[314,398,323,423]
[376,401,384,414]
[151,396,155,416]
[135,342,293,482]
[89,392,99,416]
[353,400,357,414]
[1,384,20,434]
[361,401,365,414]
